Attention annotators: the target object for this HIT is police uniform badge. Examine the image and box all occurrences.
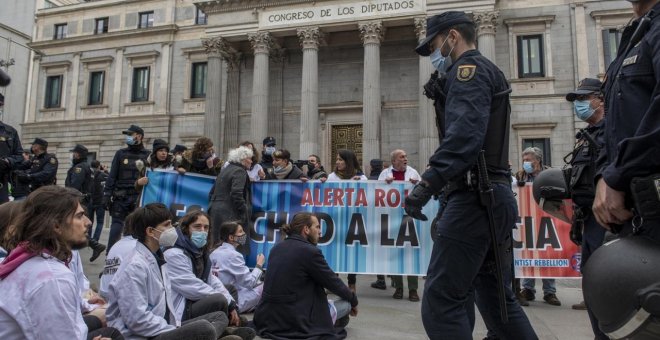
[123,159,128,165]
[75,167,82,174]
[50,158,57,165]
[457,65,476,82]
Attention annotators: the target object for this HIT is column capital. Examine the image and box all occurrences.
[413,17,427,41]
[473,11,499,36]
[248,31,273,55]
[224,51,242,71]
[297,26,324,50]
[202,36,235,58]
[270,47,287,64]
[359,21,385,45]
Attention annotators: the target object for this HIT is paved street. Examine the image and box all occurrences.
[80,225,595,340]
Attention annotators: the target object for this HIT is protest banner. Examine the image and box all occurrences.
[141,170,581,278]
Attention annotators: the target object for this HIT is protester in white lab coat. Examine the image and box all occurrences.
[99,212,138,299]
[164,210,255,339]
[210,221,265,313]
[0,186,122,340]
[70,250,108,330]
[106,203,233,340]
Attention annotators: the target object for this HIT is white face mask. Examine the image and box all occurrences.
[152,227,178,248]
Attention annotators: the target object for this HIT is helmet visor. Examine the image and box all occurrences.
[539,197,573,223]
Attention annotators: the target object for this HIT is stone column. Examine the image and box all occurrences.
[359,21,384,168]
[297,27,323,159]
[415,17,438,170]
[269,47,286,146]
[158,42,172,115]
[474,11,499,62]
[26,54,41,123]
[223,51,242,154]
[573,3,589,81]
[67,53,80,120]
[202,37,227,153]
[248,31,272,144]
[111,48,124,116]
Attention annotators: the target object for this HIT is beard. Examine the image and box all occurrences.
[306,235,318,246]
[70,239,89,250]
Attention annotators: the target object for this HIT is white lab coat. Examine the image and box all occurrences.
[106,242,177,340]
[70,250,101,313]
[99,235,137,299]
[326,172,368,181]
[163,247,234,321]
[0,255,88,340]
[378,165,421,182]
[210,243,263,312]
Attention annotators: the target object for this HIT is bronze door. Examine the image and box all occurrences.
[330,124,363,167]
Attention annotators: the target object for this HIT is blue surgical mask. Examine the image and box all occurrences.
[523,161,534,174]
[264,146,276,156]
[573,100,595,121]
[429,36,453,72]
[191,231,208,249]
[125,135,136,146]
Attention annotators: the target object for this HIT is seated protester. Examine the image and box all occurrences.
[99,210,138,300]
[71,250,108,329]
[0,200,23,261]
[106,203,231,340]
[263,149,308,181]
[0,186,122,340]
[254,212,358,340]
[135,139,175,193]
[210,222,265,313]
[176,137,222,176]
[164,210,255,340]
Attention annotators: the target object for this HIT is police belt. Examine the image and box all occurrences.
[444,171,510,195]
[630,174,660,221]
[112,188,138,198]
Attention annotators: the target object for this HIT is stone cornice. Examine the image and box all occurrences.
[504,15,555,27]
[359,21,385,45]
[195,0,331,14]
[29,25,179,50]
[590,8,634,19]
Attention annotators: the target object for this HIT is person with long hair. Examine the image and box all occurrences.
[164,210,255,339]
[177,137,222,176]
[326,149,367,292]
[210,221,265,313]
[0,186,122,340]
[0,200,23,260]
[239,141,265,181]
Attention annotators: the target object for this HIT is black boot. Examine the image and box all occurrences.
[88,237,106,262]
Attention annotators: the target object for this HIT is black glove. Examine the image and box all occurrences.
[516,179,526,187]
[404,181,434,221]
[569,218,583,246]
[0,158,9,172]
[101,195,112,211]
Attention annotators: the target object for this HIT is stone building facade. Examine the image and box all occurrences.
[22,0,632,182]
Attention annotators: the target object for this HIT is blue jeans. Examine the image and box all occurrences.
[422,184,537,340]
[87,205,106,241]
[333,299,351,320]
[521,278,556,295]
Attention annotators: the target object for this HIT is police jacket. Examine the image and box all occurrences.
[65,158,93,198]
[422,49,511,192]
[0,122,23,171]
[599,3,660,192]
[106,241,178,339]
[104,144,150,196]
[26,152,58,190]
[568,121,604,208]
[91,169,108,206]
[164,228,234,323]
[210,242,263,313]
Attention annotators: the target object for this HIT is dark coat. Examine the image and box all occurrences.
[208,162,250,246]
[254,234,357,340]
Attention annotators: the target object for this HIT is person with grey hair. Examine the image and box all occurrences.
[514,147,561,307]
[209,146,253,255]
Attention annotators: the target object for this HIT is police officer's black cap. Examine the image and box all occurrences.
[152,139,169,152]
[565,78,603,102]
[415,11,474,57]
[263,136,276,146]
[32,138,48,148]
[172,144,187,153]
[122,124,144,136]
[69,144,88,154]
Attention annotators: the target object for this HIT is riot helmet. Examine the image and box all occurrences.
[583,236,660,339]
[532,168,572,222]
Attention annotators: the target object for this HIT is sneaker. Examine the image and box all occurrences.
[393,288,403,299]
[334,314,350,328]
[520,288,535,301]
[543,293,561,306]
[90,243,106,262]
[409,289,420,302]
[516,292,530,306]
[224,326,256,340]
[572,301,587,310]
[370,279,387,290]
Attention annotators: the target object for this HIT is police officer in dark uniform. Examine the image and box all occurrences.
[586,0,660,338]
[14,138,58,192]
[563,78,607,339]
[64,143,107,261]
[405,12,536,339]
[0,93,25,203]
[102,125,150,251]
